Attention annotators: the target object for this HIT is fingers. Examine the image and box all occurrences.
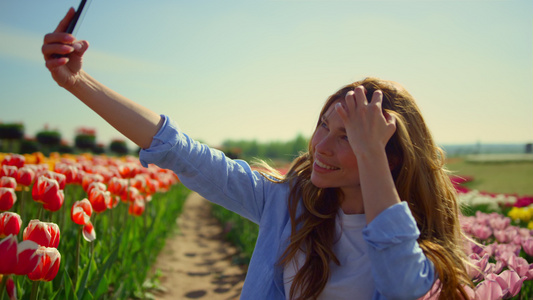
[54,8,76,33]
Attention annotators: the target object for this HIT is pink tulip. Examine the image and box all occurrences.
[475,277,503,300]
[468,253,489,281]
[488,217,511,231]
[521,237,533,256]
[507,255,531,278]
[493,270,526,298]
[472,224,492,240]
[494,230,508,243]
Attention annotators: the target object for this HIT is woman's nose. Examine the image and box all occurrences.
[315,135,333,156]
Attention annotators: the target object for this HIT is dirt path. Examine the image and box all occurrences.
[151,192,246,300]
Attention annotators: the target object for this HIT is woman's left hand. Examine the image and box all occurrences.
[335,85,397,157]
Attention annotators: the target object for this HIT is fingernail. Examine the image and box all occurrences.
[72,42,82,51]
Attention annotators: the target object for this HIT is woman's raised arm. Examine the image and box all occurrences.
[42,8,162,149]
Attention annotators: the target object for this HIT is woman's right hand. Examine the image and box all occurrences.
[42,8,90,89]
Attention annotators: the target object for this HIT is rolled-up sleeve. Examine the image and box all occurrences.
[139,115,267,224]
[363,202,435,300]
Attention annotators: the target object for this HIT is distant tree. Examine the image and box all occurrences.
[20,139,39,154]
[110,139,129,155]
[0,123,24,153]
[36,130,61,147]
[75,127,97,151]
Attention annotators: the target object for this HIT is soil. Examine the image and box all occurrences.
[150,192,247,300]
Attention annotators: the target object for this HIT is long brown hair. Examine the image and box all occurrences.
[261,77,473,299]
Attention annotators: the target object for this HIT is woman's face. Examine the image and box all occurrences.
[310,100,361,196]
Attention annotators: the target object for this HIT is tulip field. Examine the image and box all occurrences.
[2,151,533,300]
[0,152,187,300]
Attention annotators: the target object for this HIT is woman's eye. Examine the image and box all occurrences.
[320,122,329,130]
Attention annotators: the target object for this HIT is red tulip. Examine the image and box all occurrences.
[42,171,66,190]
[0,166,18,178]
[89,189,111,213]
[54,163,80,184]
[27,246,61,281]
[32,176,64,212]
[0,234,42,275]
[83,222,96,242]
[0,274,16,300]
[129,198,145,216]
[108,177,128,199]
[0,177,16,189]
[71,199,92,225]
[86,181,106,197]
[1,154,25,169]
[0,188,16,211]
[16,166,36,187]
[0,212,22,238]
[81,173,104,192]
[23,220,60,248]
[118,163,140,179]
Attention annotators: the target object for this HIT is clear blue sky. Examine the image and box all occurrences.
[0,0,531,149]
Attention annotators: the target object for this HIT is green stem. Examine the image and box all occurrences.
[75,226,82,285]
[37,206,43,221]
[30,280,40,300]
[0,274,8,300]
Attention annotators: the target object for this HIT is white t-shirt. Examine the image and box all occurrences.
[283,210,375,300]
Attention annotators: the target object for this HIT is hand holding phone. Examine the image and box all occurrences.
[51,0,91,58]
[66,0,91,35]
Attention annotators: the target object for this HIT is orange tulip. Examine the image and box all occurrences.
[27,246,61,281]
[0,235,42,275]
[0,212,22,238]
[0,177,16,189]
[23,220,60,248]
[0,188,16,211]
[71,199,92,225]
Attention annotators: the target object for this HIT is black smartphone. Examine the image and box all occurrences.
[66,0,92,35]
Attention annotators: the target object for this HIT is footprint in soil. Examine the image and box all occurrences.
[184,290,207,298]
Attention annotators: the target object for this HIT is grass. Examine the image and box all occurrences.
[445,157,533,196]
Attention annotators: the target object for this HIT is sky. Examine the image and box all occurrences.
[0,0,531,150]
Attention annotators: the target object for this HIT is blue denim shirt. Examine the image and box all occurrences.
[139,115,435,300]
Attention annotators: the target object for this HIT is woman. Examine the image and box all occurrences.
[42,9,473,300]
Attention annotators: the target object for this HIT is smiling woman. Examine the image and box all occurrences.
[43,6,477,300]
